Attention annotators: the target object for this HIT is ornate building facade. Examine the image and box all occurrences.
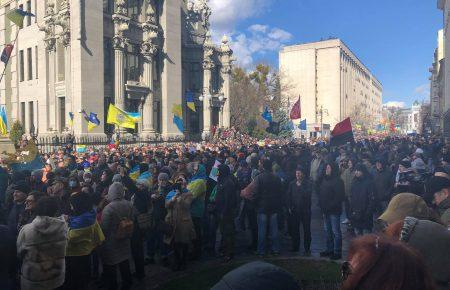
[0,0,233,139]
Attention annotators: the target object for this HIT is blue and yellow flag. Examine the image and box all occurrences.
[68,112,74,127]
[106,104,137,129]
[7,9,35,28]
[88,112,100,132]
[129,165,140,181]
[172,104,184,133]
[127,112,141,122]
[186,91,196,112]
[0,106,8,136]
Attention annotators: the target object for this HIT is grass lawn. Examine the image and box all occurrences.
[158,258,341,290]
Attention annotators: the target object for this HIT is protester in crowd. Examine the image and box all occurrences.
[65,191,105,290]
[349,164,375,235]
[340,158,355,225]
[165,175,195,271]
[318,162,345,260]
[17,196,68,290]
[17,191,46,230]
[251,159,283,256]
[376,192,440,231]
[188,162,207,260]
[385,217,450,290]
[7,181,29,236]
[100,182,135,290]
[373,158,394,212]
[215,163,239,261]
[430,176,450,227]
[341,234,436,290]
[0,224,17,290]
[286,166,312,255]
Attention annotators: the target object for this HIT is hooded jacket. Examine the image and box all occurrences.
[318,163,345,215]
[17,216,68,290]
[215,164,238,217]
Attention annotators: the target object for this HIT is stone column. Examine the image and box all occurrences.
[112,12,129,111]
[202,62,213,138]
[220,36,233,129]
[202,32,215,139]
[141,45,157,135]
[141,3,158,137]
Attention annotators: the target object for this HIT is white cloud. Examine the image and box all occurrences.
[384,101,405,108]
[413,83,430,98]
[208,0,291,68]
[209,0,273,35]
[230,26,293,67]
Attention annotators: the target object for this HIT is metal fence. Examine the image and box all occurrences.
[35,134,201,153]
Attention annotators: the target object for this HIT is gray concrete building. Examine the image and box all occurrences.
[0,0,233,139]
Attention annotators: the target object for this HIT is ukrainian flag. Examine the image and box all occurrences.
[172,104,184,133]
[87,112,100,132]
[67,210,105,256]
[127,112,141,122]
[186,91,196,112]
[7,8,35,28]
[68,112,74,127]
[106,104,137,129]
[0,106,8,136]
[129,165,140,181]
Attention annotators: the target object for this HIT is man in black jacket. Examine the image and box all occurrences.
[318,162,345,260]
[252,159,283,256]
[215,164,239,261]
[287,166,312,256]
[373,159,394,212]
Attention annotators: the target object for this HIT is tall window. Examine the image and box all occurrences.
[20,102,25,125]
[19,50,24,82]
[57,43,65,81]
[35,46,38,78]
[27,47,32,80]
[59,97,66,131]
[127,0,142,21]
[103,0,114,14]
[28,101,34,133]
[125,44,140,82]
[26,0,31,26]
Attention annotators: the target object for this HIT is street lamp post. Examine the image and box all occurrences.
[316,105,329,138]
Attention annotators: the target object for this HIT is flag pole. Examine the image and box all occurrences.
[0,29,20,85]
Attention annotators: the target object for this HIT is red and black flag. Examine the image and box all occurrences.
[330,117,354,146]
[1,44,14,64]
[290,96,301,120]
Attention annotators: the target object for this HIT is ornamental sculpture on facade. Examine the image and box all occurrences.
[55,2,71,47]
[40,2,56,51]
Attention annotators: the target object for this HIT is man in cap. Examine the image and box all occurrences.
[430,177,450,227]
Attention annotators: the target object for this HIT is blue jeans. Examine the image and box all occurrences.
[257,213,280,255]
[323,214,342,255]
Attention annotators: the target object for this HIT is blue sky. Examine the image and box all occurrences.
[210,0,442,107]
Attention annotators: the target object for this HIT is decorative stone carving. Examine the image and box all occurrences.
[46,1,55,16]
[115,0,127,15]
[113,35,128,51]
[141,42,158,61]
[194,0,211,30]
[55,3,71,47]
[202,31,215,70]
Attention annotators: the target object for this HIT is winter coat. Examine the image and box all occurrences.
[0,225,16,287]
[349,176,375,229]
[286,179,312,214]
[318,166,345,215]
[100,199,135,265]
[7,202,25,236]
[340,168,354,198]
[215,164,238,217]
[17,216,68,290]
[437,197,450,227]
[165,190,196,244]
[373,168,394,202]
[252,170,283,214]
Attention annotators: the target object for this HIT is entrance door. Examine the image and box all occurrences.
[212,107,219,127]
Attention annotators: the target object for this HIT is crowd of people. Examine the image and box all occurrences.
[0,133,449,290]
